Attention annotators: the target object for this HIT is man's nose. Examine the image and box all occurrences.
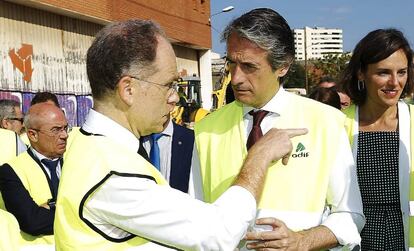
[230,64,245,86]
[168,91,179,112]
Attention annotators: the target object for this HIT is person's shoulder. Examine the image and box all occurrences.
[342,104,357,119]
[195,101,242,128]
[0,128,16,138]
[0,162,15,177]
[173,121,194,139]
[288,93,345,119]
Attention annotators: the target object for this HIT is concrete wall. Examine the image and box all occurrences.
[10,0,211,49]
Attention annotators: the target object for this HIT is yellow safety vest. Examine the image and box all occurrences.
[55,130,168,250]
[1,151,55,246]
[343,104,414,249]
[0,209,20,251]
[195,96,344,230]
[65,126,80,150]
[0,128,18,165]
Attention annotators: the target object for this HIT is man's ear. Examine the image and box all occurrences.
[117,76,135,106]
[277,65,290,78]
[1,118,8,129]
[1,118,12,130]
[27,129,38,143]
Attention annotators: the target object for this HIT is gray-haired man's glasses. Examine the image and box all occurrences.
[7,117,24,123]
[128,76,181,97]
[30,125,69,136]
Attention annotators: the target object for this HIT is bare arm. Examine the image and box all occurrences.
[234,128,308,201]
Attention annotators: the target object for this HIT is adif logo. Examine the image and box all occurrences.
[292,142,309,158]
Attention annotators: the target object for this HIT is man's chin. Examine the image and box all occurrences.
[235,96,254,107]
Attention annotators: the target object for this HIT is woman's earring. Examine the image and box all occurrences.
[357,80,365,91]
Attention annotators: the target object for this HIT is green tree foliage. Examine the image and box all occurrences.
[283,62,305,88]
[308,53,351,89]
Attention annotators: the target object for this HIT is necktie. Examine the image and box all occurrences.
[246,110,269,150]
[150,133,163,170]
[138,139,150,161]
[41,158,60,198]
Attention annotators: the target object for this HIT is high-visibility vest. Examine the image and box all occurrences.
[0,129,21,251]
[55,130,168,250]
[0,209,20,251]
[1,151,55,246]
[0,128,19,165]
[195,95,345,231]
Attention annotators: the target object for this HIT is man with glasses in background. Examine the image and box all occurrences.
[0,102,68,250]
[0,99,27,165]
[0,99,25,135]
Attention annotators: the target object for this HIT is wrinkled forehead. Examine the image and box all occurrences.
[226,34,270,68]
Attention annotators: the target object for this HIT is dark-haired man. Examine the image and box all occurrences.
[30,92,60,107]
[54,19,306,250]
[192,8,364,250]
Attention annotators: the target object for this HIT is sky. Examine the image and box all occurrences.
[210,0,414,56]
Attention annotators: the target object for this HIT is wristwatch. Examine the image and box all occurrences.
[47,199,56,210]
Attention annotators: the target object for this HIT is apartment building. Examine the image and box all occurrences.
[294,26,343,60]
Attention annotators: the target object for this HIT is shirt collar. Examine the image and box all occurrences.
[30,147,59,162]
[162,118,173,137]
[242,86,289,117]
[82,109,140,152]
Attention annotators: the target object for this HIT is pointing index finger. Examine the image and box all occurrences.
[285,128,308,138]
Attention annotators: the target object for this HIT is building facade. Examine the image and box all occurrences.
[0,0,213,126]
[294,26,343,60]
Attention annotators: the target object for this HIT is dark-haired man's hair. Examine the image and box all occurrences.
[31,92,60,107]
[86,19,165,100]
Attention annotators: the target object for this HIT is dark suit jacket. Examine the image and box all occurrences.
[0,149,55,236]
[169,122,194,193]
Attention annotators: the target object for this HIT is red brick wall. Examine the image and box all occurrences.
[17,0,211,49]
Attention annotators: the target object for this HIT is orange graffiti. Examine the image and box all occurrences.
[9,44,33,83]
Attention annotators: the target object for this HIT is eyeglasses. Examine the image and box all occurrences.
[31,125,69,136]
[128,76,180,97]
[7,117,24,123]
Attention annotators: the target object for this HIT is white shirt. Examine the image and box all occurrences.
[189,88,365,248]
[30,147,62,179]
[81,109,257,251]
[142,119,174,181]
[16,136,27,155]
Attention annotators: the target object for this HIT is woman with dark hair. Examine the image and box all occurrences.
[340,28,414,250]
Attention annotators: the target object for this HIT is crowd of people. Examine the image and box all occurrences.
[0,7,413,251]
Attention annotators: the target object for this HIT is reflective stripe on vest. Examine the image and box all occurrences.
[195,97,344,230]
[55,131,168,250]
